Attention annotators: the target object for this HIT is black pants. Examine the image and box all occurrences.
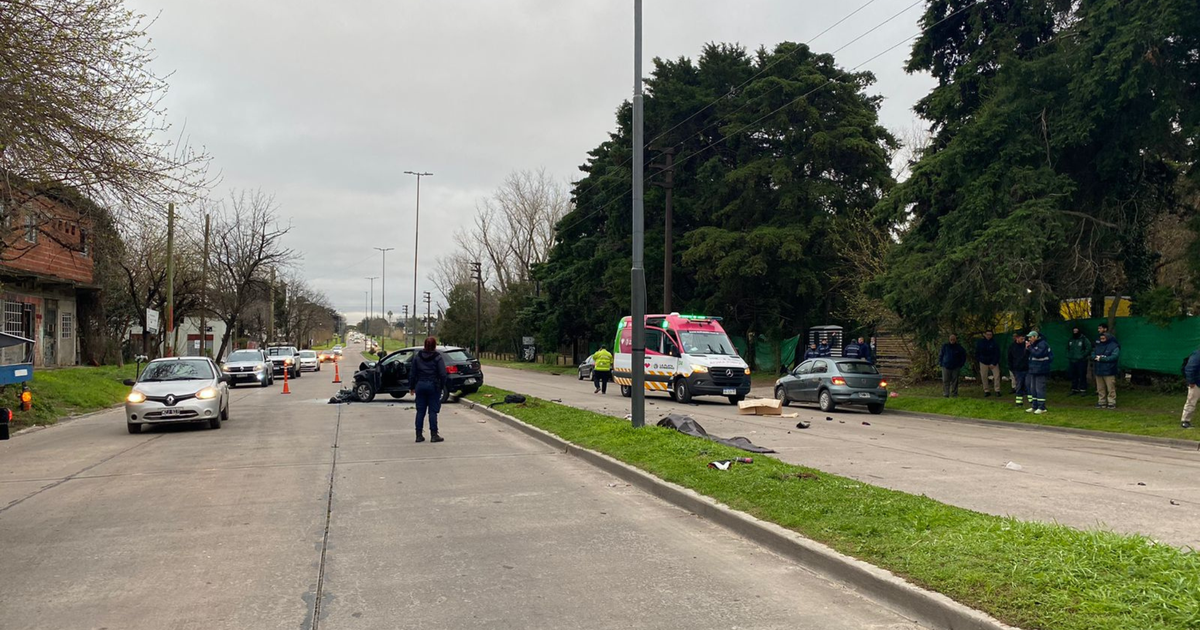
[592,370,610,393]
[1068,360,1088,392]
[414,381,440,435]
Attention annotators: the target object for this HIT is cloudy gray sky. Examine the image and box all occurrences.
[127,0,934,324]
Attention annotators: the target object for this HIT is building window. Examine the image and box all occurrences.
[23,212,37,243]
[80,228,89,257]
[61,313,74,339]
[4,301,26,336]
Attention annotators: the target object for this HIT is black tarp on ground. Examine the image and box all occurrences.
[656,414,776,454]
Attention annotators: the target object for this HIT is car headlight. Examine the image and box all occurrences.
[256,364,266,372]
[127,391,146,403]
[221,364,230,372]
[744,368,751,375]
[196,387,218,400]
[691,365,708,373]
[284,358,293,365]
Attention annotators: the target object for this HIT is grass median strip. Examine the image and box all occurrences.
[465,384,1199,630]
[9,365,136,428]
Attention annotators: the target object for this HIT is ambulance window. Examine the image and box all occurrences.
[644,328,664,354]
[663,334,680,357]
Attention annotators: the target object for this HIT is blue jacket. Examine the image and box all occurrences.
[1184,349,1200,386]
[1092,337,1120,377]
[938,343,966,370]
[1027,338,1053,375]
[803,347,820,361]
[816,342,832,357]
[975,338,1001,365]
[858,344,875,364]
[408,349,447,390]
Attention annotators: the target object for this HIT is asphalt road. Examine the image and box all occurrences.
[0,345,925,630]
[486,365,1200,549]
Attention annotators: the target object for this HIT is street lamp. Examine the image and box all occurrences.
[365,276,378,338]
[374,247,394,352]
[404,170,432,347]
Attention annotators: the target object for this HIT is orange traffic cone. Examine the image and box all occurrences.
[281,365,291,394]
[332,360,342,384]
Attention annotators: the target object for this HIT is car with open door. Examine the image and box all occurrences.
[351,345,483,403]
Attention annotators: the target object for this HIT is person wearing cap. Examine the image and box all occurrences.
[938,334,967,397]
[803,341,820,361]
[1007,332,1029,406]
[1025,330,1053,414]
[1091,331,1120,409]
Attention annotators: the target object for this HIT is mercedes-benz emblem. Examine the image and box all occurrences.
[725,368,734,378]
[166,395,176,406]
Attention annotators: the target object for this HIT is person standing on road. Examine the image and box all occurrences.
[1091,332,1120,409]
[1180,347,1200,429]
[975,330,1001,397]
[803,342,820,361]
[591,346,613,394]
[938,334,967,398]
[1066,326,1093,396]
[1008,332,1029,406]
[1026,331,1053,414]
[409,336,447,443]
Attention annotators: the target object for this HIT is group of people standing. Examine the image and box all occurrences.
[938,324,1120,414]
[803,335,876,363]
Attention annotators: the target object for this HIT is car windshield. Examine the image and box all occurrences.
[267,347,294,356]
[140,359,214,382]
[300,351,316,358]
[837,361,879,375]
[227,351,261,362]
[443,349,471,362]
[678,331,738,356]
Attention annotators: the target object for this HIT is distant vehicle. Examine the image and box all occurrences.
[222,349,273,387]
[266,346,301,378]
[124,357,230,433]
[578,356,595,381]
[774,358,887,414]
[613,313,751,404]
[352,345,483,404]
[298,350,320,372]
[318,349,334,363]
[332,346,343,357]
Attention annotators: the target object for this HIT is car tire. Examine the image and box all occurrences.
[229,382,236,389]
[673,379,692,403]
[727,395,744,405]
[127,423,141,434]
[354,380,376,402]
[261,376,270,388]
[620,384,632,398]
[208,414,221,430]
[440,386,451,404]
[868,403,884,415]
[221,400,229,421]
[294,368,301,379]
[775,386,790,406]
[389,392,406,399]
[578,371,585,381]
[819,389,836,412]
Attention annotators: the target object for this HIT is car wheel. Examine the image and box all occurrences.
[354,380,376,402]
[317,365,321,372]
[868,403,884,415]
[819,389,836,412]
[727,395,744,405]
[620,384,632,398]
[578,371,585,381]
[775,386,790,406]
[127,423,141,434]
[261,377,270,388]
[673,379,692,403]
[229,382,236,389]
[208,414,221,430]
[440,386,451,404]
[389,392,406,399]
[221,400,229,421]
[294,368,301,379]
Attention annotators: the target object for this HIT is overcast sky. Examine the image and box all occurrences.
[127,0,935,324]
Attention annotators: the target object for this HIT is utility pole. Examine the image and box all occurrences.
[423,291,432,338]
[471,261,482,356]
[365,277,378,338]
[651,147,675,313]
[199,213,210,357]
[630,0,646,428]
[165,202,175,357]
[269,267,276,343]
[374,247,394,352]
[404,170,433,347]
[363,291,368,332]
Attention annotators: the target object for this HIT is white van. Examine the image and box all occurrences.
[611,313,751,404]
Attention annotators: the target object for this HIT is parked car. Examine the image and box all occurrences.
[124,357,231,433]
[298,349,320,372]
[578,356,595,380]
[266,346,301,378]
[222,349,273,387]
[774,358,888,414]
[352,345,483,403]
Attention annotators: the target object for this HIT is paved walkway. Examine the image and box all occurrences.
[486,365,1200,549]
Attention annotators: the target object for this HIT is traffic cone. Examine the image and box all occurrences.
[332,360,342,384]
[281,365,291,394]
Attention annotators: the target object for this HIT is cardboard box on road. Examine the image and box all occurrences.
[738,398,783,416]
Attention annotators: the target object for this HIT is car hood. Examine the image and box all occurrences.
[133,380,214,396]
[223,360,265,369]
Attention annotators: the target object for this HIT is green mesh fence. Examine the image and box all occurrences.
[987,317,1200,375]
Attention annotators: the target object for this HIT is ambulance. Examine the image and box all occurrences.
[612,313,751,404]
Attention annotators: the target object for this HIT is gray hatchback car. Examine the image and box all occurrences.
[774,358,888,414]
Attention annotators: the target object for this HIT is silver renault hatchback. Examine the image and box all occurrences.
[124,357,230,434]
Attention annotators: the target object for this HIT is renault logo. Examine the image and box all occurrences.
[166,395,176,406]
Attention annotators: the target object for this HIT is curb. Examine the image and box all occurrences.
[462,399,1019,630]
[9,403,124,439]
[889,409,1200,452]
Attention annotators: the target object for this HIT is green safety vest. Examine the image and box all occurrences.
[593,350,613,372]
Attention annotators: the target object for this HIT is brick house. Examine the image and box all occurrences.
[0,185,96,367]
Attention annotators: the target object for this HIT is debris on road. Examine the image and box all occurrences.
[826,416,833,421]
[708,457,753,470]
[862,421,871,426]
[795,421,811,429]
[327,388,356,404]
[738,398,783,416]
[1005,461,1024,471]
[657,414,776,453]
[1170,500,1180,506]
[1137,482,1147,486]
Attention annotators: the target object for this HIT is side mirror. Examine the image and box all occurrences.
[123,378,136,386]
[220,375,230,383]
[376,351,386,359]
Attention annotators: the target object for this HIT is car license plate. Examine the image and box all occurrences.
[160,408,181,417]
[464,378,477,385]
[858,392,870,398]
[722,388,736,395]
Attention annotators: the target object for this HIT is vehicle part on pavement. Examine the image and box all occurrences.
[656,414,775,454]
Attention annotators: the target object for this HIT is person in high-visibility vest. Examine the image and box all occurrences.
[592,347,613,395]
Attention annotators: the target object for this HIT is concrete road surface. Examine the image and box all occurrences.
[485,365,1200,549]
[0,345,924,629]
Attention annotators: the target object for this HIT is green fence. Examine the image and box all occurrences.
[991,317,1198,375]
[729,334,801,373]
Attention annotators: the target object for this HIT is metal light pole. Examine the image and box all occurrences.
[404,170,432,347]
[630,0,646,428]
[365,276,378,338]
[374,247,394,352]
[165,202,175,357]
[471,261,482,357]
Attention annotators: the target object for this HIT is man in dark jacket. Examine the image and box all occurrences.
[1181,347,1200,429]
[1008,332,1029,406]
[1026,331,1053,413]
[1091,332,1120,409]
[842,337,861,358]
[975,330,1001,397]
[409,336,448,443]
[1066,326,1093,395]
[803,342,820,361]
[816,339,832,357]
[939,334,967,397]
[854,336,874,364]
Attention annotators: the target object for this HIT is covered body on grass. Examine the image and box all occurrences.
[464,384,1200,630]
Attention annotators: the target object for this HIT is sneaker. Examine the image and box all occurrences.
[1034,409,1047,415]
[1107,404,1116,410]
[1095,403,1105,408]
[983,392,991,398]
[1183,421,1192,429]
[1025,408,1034,413]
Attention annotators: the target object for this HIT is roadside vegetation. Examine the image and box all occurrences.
[5,365,137,428]
[464,384,1199,630]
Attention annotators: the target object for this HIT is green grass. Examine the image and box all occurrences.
[889,379,1197,441]
[3,364,139,428]
[465,384,1200,630]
